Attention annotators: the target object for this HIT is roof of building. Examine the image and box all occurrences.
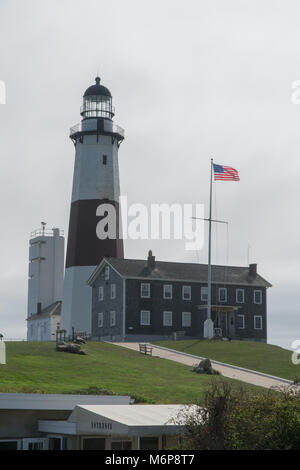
[83,77,112,98]
[70,404,186,426]
[88,256,272,288]
[39,404,191,436]
[0,393,131,410]
[26,301,62,321]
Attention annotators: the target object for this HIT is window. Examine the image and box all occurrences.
[201,287,208,301]
[254,315,263,330]
[163,284,172,299]
[218,288,227,302]
[102,154,107,165]
[98,312,103,328]
[104,265,110,280]
[163,311,173,326]
[140,437,159,450]
[83,438,105,450]
[110,310,116,327]
[236,314,245,329]
[111,441,132,450]
[182,286,191,300]
[236,289,245,303]
[140,283,150,298]
[182,312,191,327]
[254,290,262,304]
[28,442,44,450]
[110,283,116,299]
[98,286,104,301]
[140,310,150,325]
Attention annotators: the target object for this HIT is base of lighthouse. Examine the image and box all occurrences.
[60,265,96,336]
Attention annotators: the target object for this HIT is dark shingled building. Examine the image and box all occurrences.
[88,251,271,343]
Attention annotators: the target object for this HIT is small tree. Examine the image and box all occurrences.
[175,380,300,450]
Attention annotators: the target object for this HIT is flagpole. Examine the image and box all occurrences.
[207,158,213,324]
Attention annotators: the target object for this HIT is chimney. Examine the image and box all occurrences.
[147,250,156,270]
[249,263,257,278]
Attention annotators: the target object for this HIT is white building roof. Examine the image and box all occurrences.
[39,404,191,437]
[70,404,183,426]
[0,393,131,410]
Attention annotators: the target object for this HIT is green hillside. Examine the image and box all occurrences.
[154,340,299,381]
[0,341,261,403]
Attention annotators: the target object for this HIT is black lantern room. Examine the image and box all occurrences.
[81,77,114,120]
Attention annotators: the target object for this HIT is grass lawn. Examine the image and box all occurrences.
[0,341,262,403]
[154,339,299,381]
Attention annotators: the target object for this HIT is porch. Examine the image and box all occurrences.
[198,305,241,338]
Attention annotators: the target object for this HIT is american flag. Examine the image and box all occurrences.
[213,164,240,181]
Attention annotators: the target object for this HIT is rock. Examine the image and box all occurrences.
[66,343,81,353]
[198,358,212,372]
[79,349,88,355]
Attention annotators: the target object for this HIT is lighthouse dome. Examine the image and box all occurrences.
[81,77,114,119]
[83,77,111,98]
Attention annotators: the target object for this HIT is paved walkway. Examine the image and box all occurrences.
[112,342,292,390]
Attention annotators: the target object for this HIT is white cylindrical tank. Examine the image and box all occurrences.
[27,227,64,340]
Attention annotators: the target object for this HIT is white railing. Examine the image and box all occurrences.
[30,228,64,238]
[70,121,125,138]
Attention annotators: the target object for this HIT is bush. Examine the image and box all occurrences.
[175,380,300,450]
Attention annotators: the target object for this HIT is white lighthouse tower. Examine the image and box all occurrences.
[61,77,124,336]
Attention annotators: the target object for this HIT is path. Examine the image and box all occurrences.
[112,342,292,390]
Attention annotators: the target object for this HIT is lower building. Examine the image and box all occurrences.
[26,301,61,342]
[0,393,183,450]
[87,251,272,343]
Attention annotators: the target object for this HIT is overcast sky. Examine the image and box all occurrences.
[0,0,299,349]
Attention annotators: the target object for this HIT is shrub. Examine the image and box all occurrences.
[175,380,300,450]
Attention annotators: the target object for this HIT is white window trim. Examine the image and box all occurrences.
[201,286,208,301]
[218,287,227,303]
[254,290,262,304]
[163,311,173,326]
[140,310,150,326]
[110,310,116,327]
[237,314,245,329]
[104,266,110,281]
[140,283,151,299]
[163,284,173,299]
[182,286,191,300]
[254,315,263,330]
[110,283,116,300]
[236,289,245,304]
[98,286,104,301]
[98,312,103,328]
[182,311,191,327]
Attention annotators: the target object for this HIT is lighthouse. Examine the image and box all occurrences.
[61,77,124,336]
